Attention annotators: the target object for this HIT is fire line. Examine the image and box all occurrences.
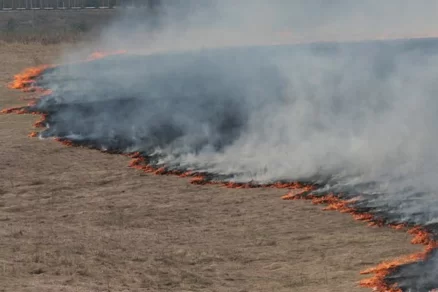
[2,50,438,292]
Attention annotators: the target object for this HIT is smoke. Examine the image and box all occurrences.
[61,0,438,60]
[94,1,438,50]
[389,249,438,291]
[30,1,438,290]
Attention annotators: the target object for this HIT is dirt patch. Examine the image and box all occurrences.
[0,43,421,292]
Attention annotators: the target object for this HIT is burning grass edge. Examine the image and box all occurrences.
[2,57,438,292]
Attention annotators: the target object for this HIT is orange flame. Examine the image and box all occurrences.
[190,175,207,184]
[179,171,194,178]
[86,50,127,62]
[359,237,438,292]
[33,114,48,128]
[8,65,50,91]
[0,106,28,114]
[5,50,438,292]
[280,191,438,291]
[1,50,127,141]
[54,138,75,147]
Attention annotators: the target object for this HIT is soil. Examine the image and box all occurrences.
[0,43,421,292]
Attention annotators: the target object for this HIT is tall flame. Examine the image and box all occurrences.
[8,65,51,92]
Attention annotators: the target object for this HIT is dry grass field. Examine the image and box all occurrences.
[0,15,422,292]
[0,10,116,44]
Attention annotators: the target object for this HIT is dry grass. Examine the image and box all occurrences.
[0,10,117,44]
[0,42,422,291]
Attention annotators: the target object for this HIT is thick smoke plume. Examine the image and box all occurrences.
[27,1,438,291]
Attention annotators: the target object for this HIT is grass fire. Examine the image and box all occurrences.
[4,2,438,292]
[3,36,438,291]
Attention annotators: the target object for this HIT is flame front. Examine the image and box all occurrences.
[86,50,127,61]
[8,65,50,92]
[3,50,438,292]
[280,191,438,291]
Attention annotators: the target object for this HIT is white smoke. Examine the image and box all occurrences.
[41,0,438,225]
[60,1,438,60]
[35,2,438,289]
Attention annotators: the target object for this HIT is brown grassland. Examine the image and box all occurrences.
[0,10,116,44]
[0,10,421,292]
